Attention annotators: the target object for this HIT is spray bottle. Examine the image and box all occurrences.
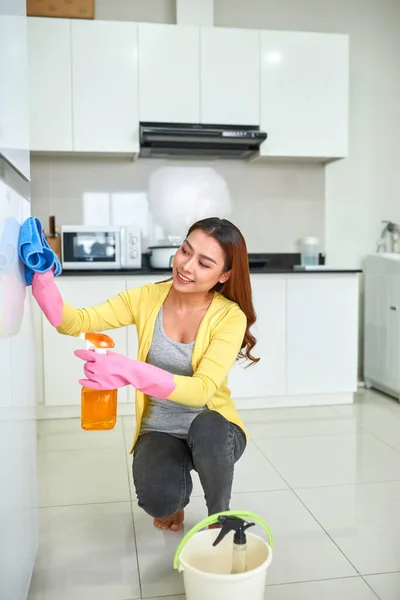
[212,515,255,574]
[79,332,117,431]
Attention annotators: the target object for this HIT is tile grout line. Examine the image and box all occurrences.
[38,499,133,509]
[122,422,143,600]
[360,426,400,456]
[328,398,400,456]
[249,430,365,441]
[292,478,400,491]
[252,439,364,579]
[361,569,400,576]
[360,576,382,600]
[265,574,376,589]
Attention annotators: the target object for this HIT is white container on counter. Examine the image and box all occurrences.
[148,245,179,269]
[299,237,319,266]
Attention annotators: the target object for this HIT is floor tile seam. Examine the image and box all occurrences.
[122,424,143,599]
[293,478,400,491]
[38,499,132,509]
[253,441,363,576]
[289,486,362,577]
[265,574,375,588]
[359,427,400,456]
[252,430,396,444]
[249,430,365,441]
[360,575,383,599]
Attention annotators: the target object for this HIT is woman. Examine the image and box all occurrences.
[32,217,259,532]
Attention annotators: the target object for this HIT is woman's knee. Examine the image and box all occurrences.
[188,410,231,447]
[132,438,192,518]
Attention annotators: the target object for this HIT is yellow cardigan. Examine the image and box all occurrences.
[57,281,248,451]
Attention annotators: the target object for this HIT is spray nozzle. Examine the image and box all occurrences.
[212,516,255,547]
[79,333,115,354]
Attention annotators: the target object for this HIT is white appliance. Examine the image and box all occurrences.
[61,224,142,270]
[1,0,38,597]
[0,158,38,600]
[364,253,400,400]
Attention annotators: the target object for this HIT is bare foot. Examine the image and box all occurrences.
[154,509,184,532]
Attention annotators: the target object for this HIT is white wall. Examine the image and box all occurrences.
[30,156,325,254]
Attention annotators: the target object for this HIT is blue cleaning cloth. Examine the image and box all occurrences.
[18,217,62,285]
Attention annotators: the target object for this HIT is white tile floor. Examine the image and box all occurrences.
[28,390,400,600]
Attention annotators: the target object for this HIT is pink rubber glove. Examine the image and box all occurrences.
[31,270,63,327]
[74,349,176,398]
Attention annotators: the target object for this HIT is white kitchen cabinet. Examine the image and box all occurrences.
[0,3,30,178]
[286,276,358,395]
[200,27,260,125]
[138,23,200,123]
[39,273,360,412]
[260,31,349,159]
[364,256,400,398]
[42,278,130,407]
[229,276,286,399]
[364,273,400,394]
[72,21,139,153]
[27,18,73,152]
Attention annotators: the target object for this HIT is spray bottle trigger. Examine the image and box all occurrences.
[212,516,255,547]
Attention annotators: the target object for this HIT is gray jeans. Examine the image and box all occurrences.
[132,410,247,518]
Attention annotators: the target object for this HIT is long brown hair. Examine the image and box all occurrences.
[187,218,259,366]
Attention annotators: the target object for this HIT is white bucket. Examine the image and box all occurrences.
[177,528,273,600]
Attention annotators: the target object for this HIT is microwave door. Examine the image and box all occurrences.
[61,229,121,270]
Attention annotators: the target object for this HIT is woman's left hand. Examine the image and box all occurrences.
[74,349,176,398]
[74,349,131,390]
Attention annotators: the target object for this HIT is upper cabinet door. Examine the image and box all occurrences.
[28,18,73,153]
[138,23,200,123]
[260,31,349,159]
[200,27,260,125]
[0,5,30,178]
[72,21,139,153]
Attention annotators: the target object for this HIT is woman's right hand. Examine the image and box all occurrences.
[31,270,64,327]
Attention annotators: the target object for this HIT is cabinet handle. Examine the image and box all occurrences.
[390,306,397,311]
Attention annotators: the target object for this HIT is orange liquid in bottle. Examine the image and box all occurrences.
[79,331,118,431]
[81,387,117,431]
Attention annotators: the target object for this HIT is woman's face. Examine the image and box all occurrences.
[172,229,231,295]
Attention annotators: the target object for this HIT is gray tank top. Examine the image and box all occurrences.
[140,306,206,438]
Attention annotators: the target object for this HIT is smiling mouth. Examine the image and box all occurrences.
[177,272,194,283]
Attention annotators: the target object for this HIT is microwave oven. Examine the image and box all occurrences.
[61,225,142,270]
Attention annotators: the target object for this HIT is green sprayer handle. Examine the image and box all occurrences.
[173,510,274,570]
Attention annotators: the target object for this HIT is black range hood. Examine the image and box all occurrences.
[139,122,267,159]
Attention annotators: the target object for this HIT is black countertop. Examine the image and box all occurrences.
[59,267,361,276]
[58,253,361,276]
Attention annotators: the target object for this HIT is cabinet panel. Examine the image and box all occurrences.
[138,23,200,123]
[230,276,286,399]
[43,279,129,406]
[72,21,139,153]
[386,277,400,392]
[0,8,30,177]
[286,276,358,395]
[260,31,349,158]
[200,27,259,125]
[364,273,387,385]
[28,18,73,152]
